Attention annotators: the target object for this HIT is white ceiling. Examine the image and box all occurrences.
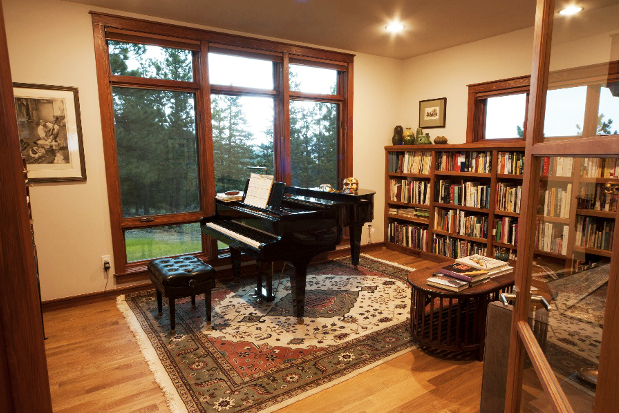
[67,0,540,59]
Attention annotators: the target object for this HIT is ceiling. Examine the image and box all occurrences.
[67,0,540,59]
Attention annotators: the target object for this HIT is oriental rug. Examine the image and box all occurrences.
[117,254,416,413]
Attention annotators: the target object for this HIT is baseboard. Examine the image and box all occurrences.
[41,242,388,312]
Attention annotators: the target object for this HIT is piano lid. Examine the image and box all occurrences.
[284,186,375,206]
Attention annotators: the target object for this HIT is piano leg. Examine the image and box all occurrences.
[255,260,275,302]
[349,223,363,267]
[230,247,241,278]
[289,256,311,323]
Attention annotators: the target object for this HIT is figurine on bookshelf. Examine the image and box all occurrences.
[391,125,404,145]
[414,127,432,145]
[434,135,448,144]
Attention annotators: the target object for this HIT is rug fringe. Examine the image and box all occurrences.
[359,253,416,272]
[116,296,189,413]
[259,346,414,413]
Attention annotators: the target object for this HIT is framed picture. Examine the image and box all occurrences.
[419,97,447,128]
[13,83,86,183]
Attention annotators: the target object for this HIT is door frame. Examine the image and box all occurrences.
[504,0,619,411]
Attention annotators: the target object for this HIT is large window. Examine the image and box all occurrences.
[92,14,354,275]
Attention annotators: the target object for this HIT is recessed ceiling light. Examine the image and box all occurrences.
[559,5,583,15]
[385,22,405,33]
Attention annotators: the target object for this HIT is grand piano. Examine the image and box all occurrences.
[201,182,374,319]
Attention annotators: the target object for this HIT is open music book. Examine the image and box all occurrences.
[243,173,274,209]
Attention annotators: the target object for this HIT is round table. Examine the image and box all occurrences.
[407,262,514,360]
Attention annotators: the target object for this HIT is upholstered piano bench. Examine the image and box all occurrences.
[147,255,216,333]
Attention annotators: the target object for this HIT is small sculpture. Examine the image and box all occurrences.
[434,135,448,144]
[415,128,432,145]
[319,183,335,192]
[403,128,415,145]
[391,125,404,145]
[342,177,359,194]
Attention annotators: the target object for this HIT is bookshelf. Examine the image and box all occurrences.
[385,143,525,262]
[385,145,618,274]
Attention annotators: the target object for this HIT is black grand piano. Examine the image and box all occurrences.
[200,182,374,319]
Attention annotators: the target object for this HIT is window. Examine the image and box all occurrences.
[92,14,353,275]
[466,76,530,143]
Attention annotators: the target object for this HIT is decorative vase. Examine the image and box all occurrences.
[415,131,432,145]
[434,135,448,144]
[403,128,415,145]
[391,125,404,145]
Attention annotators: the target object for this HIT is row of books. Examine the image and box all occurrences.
[432,234,487,258]
[496,151,524,175]
[388,151,433,174]
[435,180,491,209]
[577,183,618,212]
[540,184,572,219]
[434,208,488,239]
[389,178,430,204]
[541,156,573,177]
[575,216,615,251]
[389,207,430,219]
[535,221,569,256]
[426,254,512,292]
[495,182,522,213]
[581,157,619,179]
[435,151,492,173]
[387,221,428,251]
[494,216,519,246]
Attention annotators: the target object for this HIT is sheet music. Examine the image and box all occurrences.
[244,173,274,209]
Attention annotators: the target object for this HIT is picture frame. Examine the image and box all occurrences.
[13,83,86,183]
[419,97,447,129]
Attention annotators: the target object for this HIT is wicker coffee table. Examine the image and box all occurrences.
[407,262,514,360]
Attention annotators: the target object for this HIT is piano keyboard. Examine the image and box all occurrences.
[204,221,276,250]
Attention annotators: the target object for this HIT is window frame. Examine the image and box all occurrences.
[91,13,354,277]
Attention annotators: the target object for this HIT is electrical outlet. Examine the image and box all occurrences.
[101,255,111,275]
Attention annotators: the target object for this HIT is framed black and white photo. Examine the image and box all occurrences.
[13,83,86,182]
[419,97,447,128]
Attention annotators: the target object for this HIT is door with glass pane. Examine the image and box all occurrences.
[504,0,619,412]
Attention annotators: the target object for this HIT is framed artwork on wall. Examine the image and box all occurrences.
[419,97,447,128]
[13,83,86,183]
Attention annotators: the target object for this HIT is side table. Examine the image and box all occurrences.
[407,262,514,360]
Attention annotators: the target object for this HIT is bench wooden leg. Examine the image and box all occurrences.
[205,289,212,325]
[169,297,176,333]
[156,289,163,316]
[191,294,196,308]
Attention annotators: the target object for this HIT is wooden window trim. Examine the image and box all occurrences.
[92,12,354,275]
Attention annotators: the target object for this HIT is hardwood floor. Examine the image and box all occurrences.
[44,247,484,412]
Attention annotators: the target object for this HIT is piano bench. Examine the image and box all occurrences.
[147,255,216,333]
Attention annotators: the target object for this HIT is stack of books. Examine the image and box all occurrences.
[426,254,512,292]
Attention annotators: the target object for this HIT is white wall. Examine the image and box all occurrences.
[2,0,403,300]
[400,28,535,144]
[3,0,544,301]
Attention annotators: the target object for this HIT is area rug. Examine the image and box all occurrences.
[117,254,416,413]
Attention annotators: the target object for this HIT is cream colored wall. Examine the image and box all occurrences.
[2,0,541,300]
[2,0,402,300]
[400,28,535,144]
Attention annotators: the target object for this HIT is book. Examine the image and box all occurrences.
[455,254,509,271]
[438,263,489,282]
[426,274,469,292]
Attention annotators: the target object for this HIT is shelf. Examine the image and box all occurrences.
[536,215,569,224]
[387,214,429,225]
[579,177,619,183]
[572,245,613,258]
[387,172,431,178]
[576,209,616,219]
[387,200,430,208]
[493,241,517,249]
[434,202,490,213]
[539,175,574,182]
[434,170,491,178]
[496,174,524,180]
[494,210,520,217]
[432,229,487,244]
[534,249,566,259]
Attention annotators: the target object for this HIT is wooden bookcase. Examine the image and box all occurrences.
[385,144,618,273]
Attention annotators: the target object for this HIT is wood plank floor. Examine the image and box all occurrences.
[44,247,484,412]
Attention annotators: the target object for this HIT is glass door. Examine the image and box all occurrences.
[504,0,619,412]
